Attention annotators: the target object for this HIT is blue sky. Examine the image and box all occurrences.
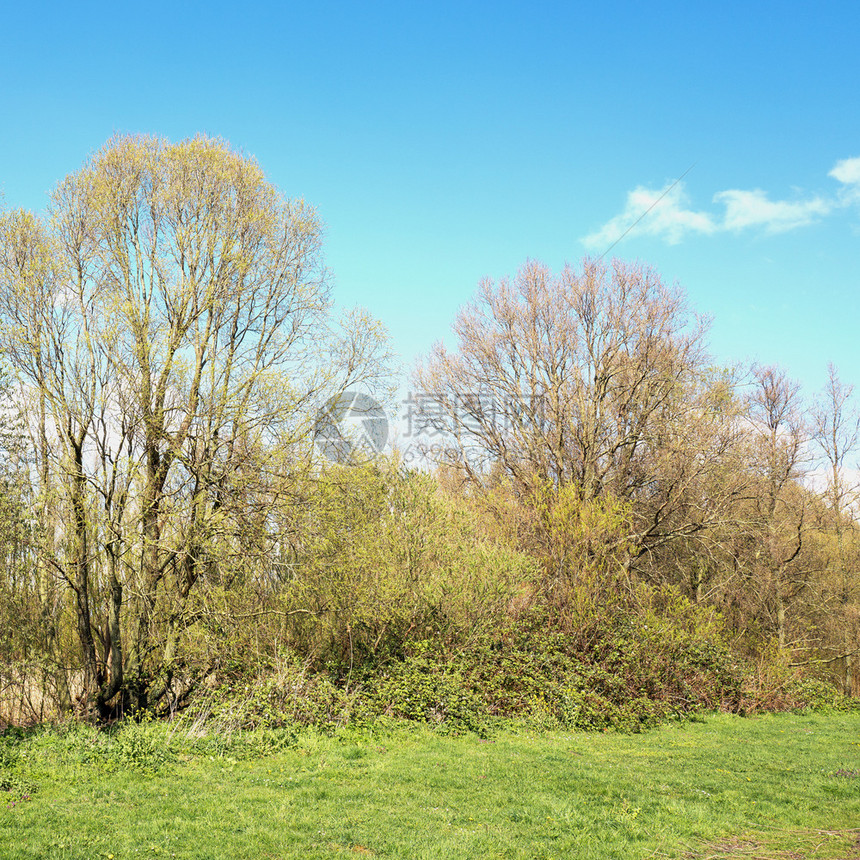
[2,0,859,401]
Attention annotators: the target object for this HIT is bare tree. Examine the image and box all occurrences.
[813,363,859,518]
[811,363,860,689]
[745,364,809,650]
[414,258,746,578]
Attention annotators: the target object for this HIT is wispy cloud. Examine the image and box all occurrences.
[583,157,860,250]
[582,183,716,248]
[715,189,832,233]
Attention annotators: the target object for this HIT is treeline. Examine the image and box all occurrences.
[0,136,857,729]
[416,260,860,679]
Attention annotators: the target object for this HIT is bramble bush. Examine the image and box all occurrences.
[169,576,848,737]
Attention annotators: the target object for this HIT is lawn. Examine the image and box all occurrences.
[2,711,859,859]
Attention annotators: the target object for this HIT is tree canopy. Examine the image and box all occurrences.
[0,135,390,717]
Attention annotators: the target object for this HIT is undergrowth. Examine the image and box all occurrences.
[168,592,856,738]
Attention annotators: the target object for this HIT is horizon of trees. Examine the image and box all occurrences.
[413,259,860,690]
[0,135,857,725]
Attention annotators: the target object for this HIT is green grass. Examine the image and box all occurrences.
[2,712,859,859]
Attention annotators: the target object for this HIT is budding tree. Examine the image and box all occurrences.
[414,258,746,579]
[0,135,389,716]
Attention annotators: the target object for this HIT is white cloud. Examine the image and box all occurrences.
[581,182,716,249]
[830,156,860,204]
[714,188,832,233]
[829,156,860,187]
[582,158,860,250]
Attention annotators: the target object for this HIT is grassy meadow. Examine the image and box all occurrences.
[2,711,859,859]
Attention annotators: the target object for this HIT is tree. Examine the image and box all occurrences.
[812,364,859,522]
[744,365,810,650]
[414,258,746,579]
[0,360,41,720]
[811,364,860,690]
[281,460,538,666]
[0,135,390,717]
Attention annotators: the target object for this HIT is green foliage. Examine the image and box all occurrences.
[281,462,538,663]
[359,591,742,734]
[0,728,37,803]
[181,653,352,734]
[4,720,175,775]
[0,770,35,805]
[361,647,490,735]
[784,676,854,711]
[172,578,850,737]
